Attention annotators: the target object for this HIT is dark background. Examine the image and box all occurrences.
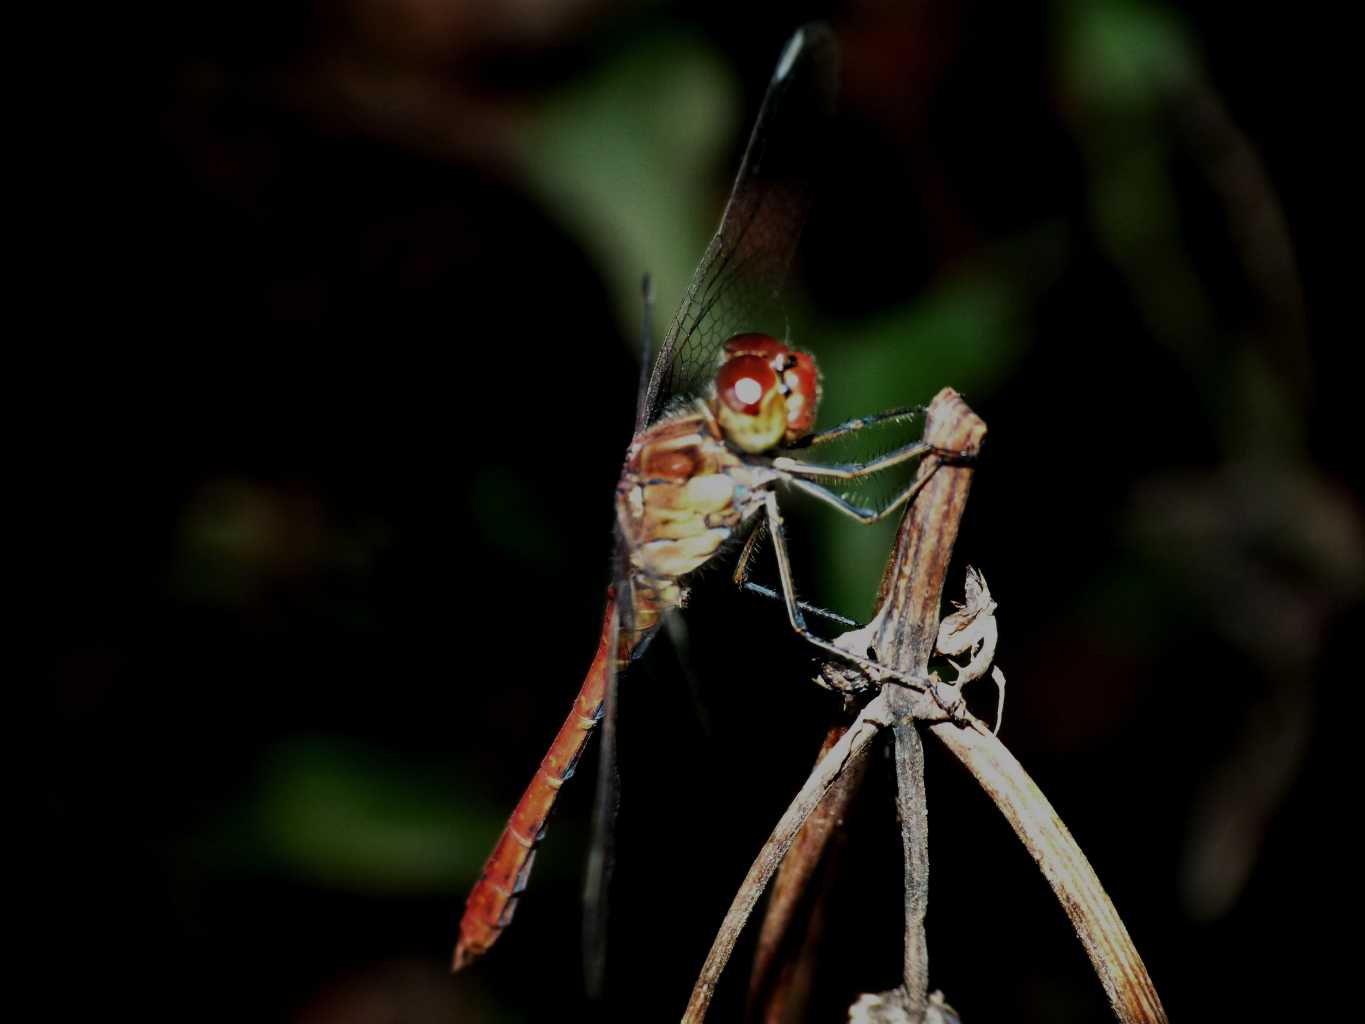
[43,1,1356,1021]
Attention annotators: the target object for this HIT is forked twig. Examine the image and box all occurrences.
[864,388,986,1019]
[682,387,978,1021]
[683,388,1167,1023]
[874,393,1165,1022]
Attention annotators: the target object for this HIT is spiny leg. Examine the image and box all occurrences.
[779,463,942,525]
[731,511,856,626]
[772,438,937,483]
[780,405,926,449]
[731,513,767,589]
[759,490,931,693]
[765,477,972,719]
[741,582,857,627]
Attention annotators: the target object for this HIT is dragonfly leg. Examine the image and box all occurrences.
[730,513,767,589]
[760,490,931,693]
[773,436,975,484]
[780,405,926,449]
[741,581,857,627]
[732,511,856,626]
[778,466,941,525]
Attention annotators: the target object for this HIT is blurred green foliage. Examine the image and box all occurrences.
[523,30,738,351]
[1059,0,1196,106]
[194,736,510,890]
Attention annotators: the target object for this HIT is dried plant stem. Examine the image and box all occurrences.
[928,720,1168,1023]
[684,389,979,1021]
[892,720,930,1020]
[680,691,893,1023]
[870,391,1165,1022]
[867,388,986,1015]
[747,715,864,1020]
[683,389,1167,1023]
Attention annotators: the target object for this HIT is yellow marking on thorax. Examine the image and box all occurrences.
[618,403,776,588]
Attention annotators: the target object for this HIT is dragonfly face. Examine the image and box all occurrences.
[713,333,822,452]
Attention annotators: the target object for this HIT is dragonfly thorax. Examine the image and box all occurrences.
[712,333,822,453]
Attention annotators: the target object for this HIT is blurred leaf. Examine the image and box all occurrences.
[197,736,512,892]
[1059,0,1197,109]
[1059,1,1220,377]
[522,30,737,356]
[818,275,1026,422]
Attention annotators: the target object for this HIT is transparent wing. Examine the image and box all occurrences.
[581,541,629,998]
[633,274,656,428]
[638,23,840,429]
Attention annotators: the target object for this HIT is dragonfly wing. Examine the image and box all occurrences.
[639,23,840,428]
[581,541,632,997]
[663,608,716,738]
[633,274,656,428]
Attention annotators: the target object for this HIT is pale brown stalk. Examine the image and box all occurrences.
[683,388,1167,1023]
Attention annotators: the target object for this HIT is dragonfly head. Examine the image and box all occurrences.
[713,333,822,453]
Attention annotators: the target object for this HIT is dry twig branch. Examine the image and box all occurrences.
[681,689,895,1022]
[926,721,1167,1022]
[746,714,865,1019]
[865,387,987,1018]
[883,396,1164,1023]
[682,389,1167,1023]
[682,388,979,1021]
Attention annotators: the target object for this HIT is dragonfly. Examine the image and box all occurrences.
[454,23,964,982]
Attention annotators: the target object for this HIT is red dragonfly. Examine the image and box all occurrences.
[454,24,954,981]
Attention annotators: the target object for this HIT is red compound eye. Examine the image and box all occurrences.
[781,350,820,438]
[716,354,779,414]
[723,332,786,361]
[716,333,822,447]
